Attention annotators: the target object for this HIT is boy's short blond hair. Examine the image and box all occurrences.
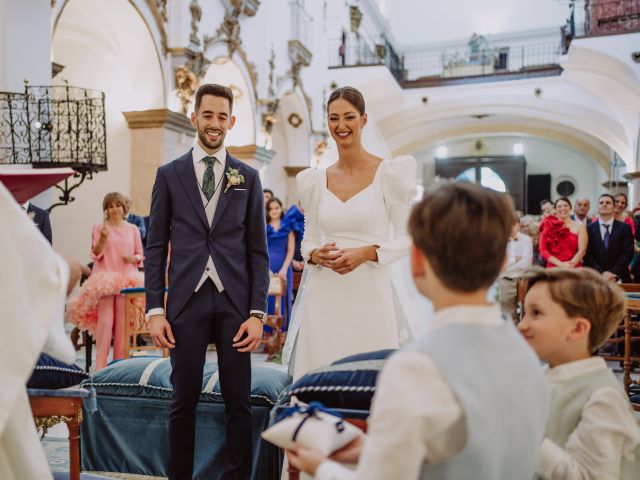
[525,267,627,354]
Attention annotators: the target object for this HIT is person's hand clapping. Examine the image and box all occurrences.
[100,223,109,239]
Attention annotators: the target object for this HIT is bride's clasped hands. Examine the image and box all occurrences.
[310,242,378,275]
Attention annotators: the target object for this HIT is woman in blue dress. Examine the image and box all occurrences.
[266,197,295,329]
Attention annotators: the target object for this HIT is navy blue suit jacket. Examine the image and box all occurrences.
[583,219,633,282]
[28,203,52,244]
[144,149,269,320]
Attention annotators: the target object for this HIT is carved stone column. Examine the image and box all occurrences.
[123,109,195,213]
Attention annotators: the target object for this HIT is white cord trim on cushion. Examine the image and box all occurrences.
[203,371,219,393]
[88,382,277,405]
[289,385,376,394]
[33,366,88,375]
[138,358,169,386]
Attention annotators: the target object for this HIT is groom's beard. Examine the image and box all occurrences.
[197,124,225,151]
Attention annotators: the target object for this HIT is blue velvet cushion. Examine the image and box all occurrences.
[81,357,291,406]
[27,353,89,389]
[288,349,396,410]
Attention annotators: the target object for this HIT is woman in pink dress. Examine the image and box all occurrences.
[67,192,144,369]
[539,197,587,269]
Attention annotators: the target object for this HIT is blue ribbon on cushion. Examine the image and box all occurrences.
[275,401,345,442]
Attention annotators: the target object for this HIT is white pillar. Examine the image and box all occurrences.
[0,0,51,91]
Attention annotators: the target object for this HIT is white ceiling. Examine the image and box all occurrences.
[381,0,572,45]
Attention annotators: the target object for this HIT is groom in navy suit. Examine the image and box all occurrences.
[145,84,269,479]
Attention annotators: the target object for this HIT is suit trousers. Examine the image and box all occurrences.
[168,279,252,480]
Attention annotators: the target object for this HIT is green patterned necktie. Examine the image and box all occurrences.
[202,156,216,201]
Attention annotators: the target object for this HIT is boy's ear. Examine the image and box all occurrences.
[410,244,425,279]
[568,317,591,341]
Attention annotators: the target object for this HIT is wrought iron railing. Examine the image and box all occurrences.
[290,0,313,50]
[328,36,405,83]
[403,42,562,82]
[329,38,561,84]
[0,84,107,209]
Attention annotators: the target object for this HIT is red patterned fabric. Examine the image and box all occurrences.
[539,216,580,267]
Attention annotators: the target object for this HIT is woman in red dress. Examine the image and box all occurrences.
[539,197,587,268]
[614,193,635,236]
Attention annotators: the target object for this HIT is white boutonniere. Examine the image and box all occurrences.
[28,211,36,221]
[224,167,245,193]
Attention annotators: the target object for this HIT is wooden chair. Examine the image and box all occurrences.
[121,287,168,359]
[600,290,640,411]
[28,387,89,480]
[262,276,286,358]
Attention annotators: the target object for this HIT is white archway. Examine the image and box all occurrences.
[50,0,165,260]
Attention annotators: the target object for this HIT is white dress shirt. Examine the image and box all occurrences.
[502,232,533,278]
[315,305,504,480]
[538,357,640,480]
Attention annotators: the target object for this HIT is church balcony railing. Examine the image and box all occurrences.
[329,38,562,87]
[0,83,107,209]
[328,36,405,84]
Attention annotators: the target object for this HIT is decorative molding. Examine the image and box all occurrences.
[145,0,169,55]
[288,112,302,128]
[602,180,628,188]
[189,0,203,47]
[284,166,307,177]
[123,109,196,135]
[175,66,198,114]
[202,2,259,91]
[623,172,640,180]
[228,144,275,164]
[51,62,65,78]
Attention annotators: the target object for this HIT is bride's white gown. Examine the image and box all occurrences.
[283,156,419,380]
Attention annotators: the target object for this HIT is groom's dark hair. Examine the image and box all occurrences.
[408,182,514,292]
[194,84,234,113]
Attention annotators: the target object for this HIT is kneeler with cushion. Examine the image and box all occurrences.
[79,357,291,480]
[282,349,396,479]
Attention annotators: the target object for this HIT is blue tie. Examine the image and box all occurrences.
[603,224,610,249]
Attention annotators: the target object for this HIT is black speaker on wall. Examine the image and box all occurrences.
[527,174,551,214]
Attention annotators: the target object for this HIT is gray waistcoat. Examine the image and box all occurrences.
[406,318,550,480]
[545,366,640,480]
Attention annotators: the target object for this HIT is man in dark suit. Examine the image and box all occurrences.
[145,84,269,480]
[583,193,633,282]
[24,201,52,244]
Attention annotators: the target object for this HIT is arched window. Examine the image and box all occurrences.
[455,167,507,193]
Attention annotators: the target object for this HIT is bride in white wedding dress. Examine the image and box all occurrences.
[282,86,419,380]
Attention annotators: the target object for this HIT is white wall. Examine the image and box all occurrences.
[50,0,164,261]
[415,135,608,209]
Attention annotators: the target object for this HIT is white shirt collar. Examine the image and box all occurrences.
[546,356,607,382]
[192,142,226,166]
[22,201,30,210]
[426,304,504,335]
[600,218,613,227]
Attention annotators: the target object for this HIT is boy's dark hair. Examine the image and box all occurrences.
[599,193,615,203]
[524,267,627,354]
[194,84,234,113]
[408,182,514,292]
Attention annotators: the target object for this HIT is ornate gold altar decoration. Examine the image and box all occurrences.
[256,48,279,147]
[175,66,198,114]
[349,5,363,34]
[143,0,169,54]
[189,0,202,46]
[229,84,244,102]
[34,407,82,438]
